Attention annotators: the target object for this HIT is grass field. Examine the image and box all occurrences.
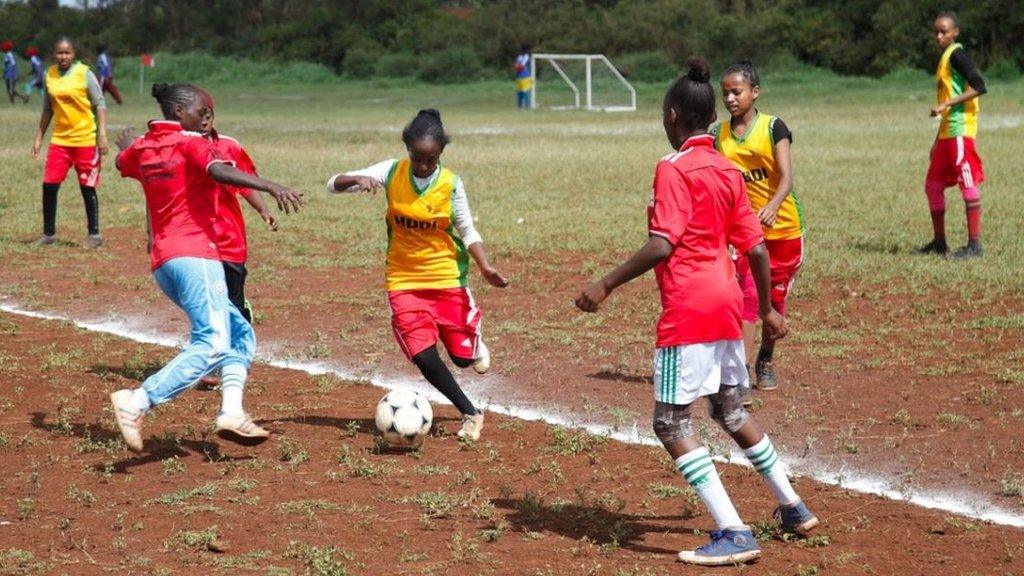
[1,67,1024,573]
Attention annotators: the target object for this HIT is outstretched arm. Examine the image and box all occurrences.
[207,162,304,214]
[575,235,672,312]
[242,190,278,230]
[467,242,508,288]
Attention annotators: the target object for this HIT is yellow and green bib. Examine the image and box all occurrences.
[936,42,979,139]
[384,159,469,291]
[714,113,803,241]
[45,62,97,147]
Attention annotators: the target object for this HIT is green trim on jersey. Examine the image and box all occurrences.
[448,175,470,286]
[384,160,399,190]
[729,111,761,145]
[409,163,441,196]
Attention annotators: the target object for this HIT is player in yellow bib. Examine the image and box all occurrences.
[31,37,108,248]
[327,109,508,441]
[712,60,802,397]
[919,11,987,259]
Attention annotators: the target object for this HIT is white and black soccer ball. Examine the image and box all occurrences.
[374,389,433,447]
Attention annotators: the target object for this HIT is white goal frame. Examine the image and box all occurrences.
[529,53,636,112]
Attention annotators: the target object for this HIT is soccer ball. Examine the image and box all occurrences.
[374,390,433,447]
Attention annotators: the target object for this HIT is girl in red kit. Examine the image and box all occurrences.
[575,58,817,566]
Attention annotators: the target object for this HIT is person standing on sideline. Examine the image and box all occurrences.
[3,40,29,104]
[24,47,45,100]
[96,43,122,105]
[31,37,108,248]
[513,45,532,109]
[917,11,987,259]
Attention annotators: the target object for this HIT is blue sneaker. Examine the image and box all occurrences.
[677,527,761,566]
[775,500,820,535]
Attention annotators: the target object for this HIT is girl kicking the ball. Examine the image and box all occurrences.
[575,58,817,566]
[109,82,303,452]
[712,60,801,395]
[917,11,987,259]
[326,109,508,441]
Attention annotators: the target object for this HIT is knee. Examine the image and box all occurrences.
[411,346,441,370]
[925,180,946,211]
[653,402,693,446]
[449,354,473,369]
[709,387,750,434]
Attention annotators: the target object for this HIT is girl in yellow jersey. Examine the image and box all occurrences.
[712,60,801,394]
[31,37,108,248]
[919,12,987,259]
[327,109,508,441]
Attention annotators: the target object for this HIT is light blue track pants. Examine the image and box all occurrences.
[142,257,255,406]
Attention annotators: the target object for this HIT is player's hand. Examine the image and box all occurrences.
[31,135,42,159]
[761,309,788,340]
[758,201,781,227]
[115,127,135,151]
[930,103,946,117]
[575,280,610,313]
[261,209,279,231]
[353,176,382,194]
[267,184,304,214]
[97,133,109,156]
[480,266,509,288]
[146,238,152,254]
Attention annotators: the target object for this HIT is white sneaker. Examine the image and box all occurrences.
[110,389,144,452]
[457,412,485,441]
[472,339,490,374]
[214,413,270,444]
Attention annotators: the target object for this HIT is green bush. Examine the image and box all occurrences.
[343,48,379,79]
[986,58,1021,81]
[375,52,420,78]
[419,47,483,84]
[614,51,677,83]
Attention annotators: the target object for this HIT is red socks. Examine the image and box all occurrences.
[966,203,981,241]
[929,210,946,241]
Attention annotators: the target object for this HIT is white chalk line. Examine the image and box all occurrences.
[2,299,1022,528]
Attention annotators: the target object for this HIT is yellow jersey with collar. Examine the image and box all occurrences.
[713,113,803,241]
[384,159,469,291]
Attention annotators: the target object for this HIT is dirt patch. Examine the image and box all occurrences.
[3,225,1024,509]
[1,312,1023,575]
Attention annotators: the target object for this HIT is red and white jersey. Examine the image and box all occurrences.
[117,120,233,270]
[210,134,257,264]
[647,134,763,347]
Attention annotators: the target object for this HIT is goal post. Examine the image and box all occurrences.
[530,53,637,112]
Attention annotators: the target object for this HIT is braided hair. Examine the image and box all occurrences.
[151,82,201,120]
[663,57,716,133]
[723,59,760,88]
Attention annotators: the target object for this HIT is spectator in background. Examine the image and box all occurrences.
[513,44,532,109]
[3,40,29,104]
[97,43,122,105]
[24,47,45,100]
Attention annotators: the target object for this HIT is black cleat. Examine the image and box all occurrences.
[949,241,983,259]
[915,238,948,255]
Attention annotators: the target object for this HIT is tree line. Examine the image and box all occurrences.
[1,0,1019,81]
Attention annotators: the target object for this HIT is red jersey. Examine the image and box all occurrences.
[210,135,257,264]
[117,120,231,271]
[647,134,764,347]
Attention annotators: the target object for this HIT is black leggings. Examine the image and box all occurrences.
[411,346,477,416]
[42,182,99,236]
[222,261,251,323]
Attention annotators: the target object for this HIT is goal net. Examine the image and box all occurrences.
[530,53,636,112]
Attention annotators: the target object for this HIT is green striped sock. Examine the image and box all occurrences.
[675,447,743,529]
[744,436,798,505]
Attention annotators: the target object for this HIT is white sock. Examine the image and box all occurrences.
[744,435,799,506]
[219,365,247,416]
[130,388,152,413]
[675,447,744,530]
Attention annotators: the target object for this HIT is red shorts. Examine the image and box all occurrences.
[388,288,481,361]
[926,136,985,190]
[737,236,804,318]
[44,144,101,187]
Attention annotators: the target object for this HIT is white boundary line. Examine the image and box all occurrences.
[2,300,1022,528]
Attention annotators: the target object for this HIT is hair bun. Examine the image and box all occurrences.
[685,56,711,84]
[418,108,442,122]
[151,83,168,99]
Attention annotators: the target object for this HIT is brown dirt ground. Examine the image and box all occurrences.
[2,311,1024,575]
[2,225,1024,507]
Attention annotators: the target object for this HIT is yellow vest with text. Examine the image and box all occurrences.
[384,159,469,291]
[714,113,803,241]
[936,42,979,139]
[45,62,97,147]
